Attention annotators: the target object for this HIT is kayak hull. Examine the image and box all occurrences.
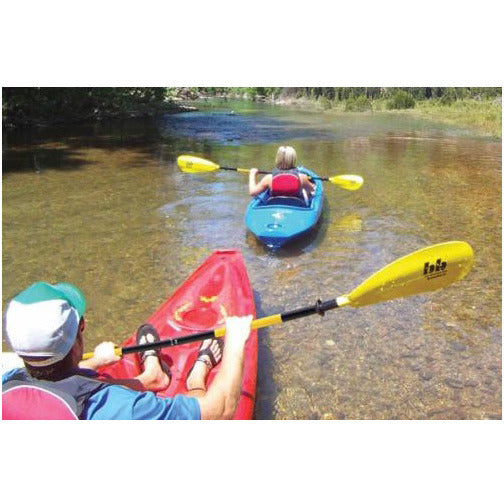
[245,167,324,249]
[98,249,257,420]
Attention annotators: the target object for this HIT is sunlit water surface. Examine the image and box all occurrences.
[2,100,501,419]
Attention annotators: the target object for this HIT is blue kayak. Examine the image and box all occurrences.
[245,167,324,249]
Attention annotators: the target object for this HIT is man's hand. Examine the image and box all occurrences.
[80,341,120,370]
[93,342,121,366]
[224,315,253,356]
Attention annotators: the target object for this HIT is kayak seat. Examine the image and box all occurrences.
[265,196,308,207]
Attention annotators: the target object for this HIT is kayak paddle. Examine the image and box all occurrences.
[83,241,473,359]
[177,155,364,191]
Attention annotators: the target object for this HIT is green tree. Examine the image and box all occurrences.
[386,90,416,109]
[3,87,170,127]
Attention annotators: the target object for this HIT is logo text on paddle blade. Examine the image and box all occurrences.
[423,258,447,280]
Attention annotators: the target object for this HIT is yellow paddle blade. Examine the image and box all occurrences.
[328,174,364,190]
[339,241,474,308]
[177,155,220,173]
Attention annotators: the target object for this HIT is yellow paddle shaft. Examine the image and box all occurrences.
[82,347,122,361]
[214,314,283,338]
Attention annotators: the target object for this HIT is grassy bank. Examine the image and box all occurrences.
[268,96,502,139]
[407,99,501,138]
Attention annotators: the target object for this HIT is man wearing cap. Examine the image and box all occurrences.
[2,282,252,420]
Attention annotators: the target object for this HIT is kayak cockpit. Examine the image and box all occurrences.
[257,191,312,208]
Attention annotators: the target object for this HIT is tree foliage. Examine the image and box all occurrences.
[386,90,416,110]
[188,86,500,104]
[3,87,168,126]
[3,87,501,127]
[345,95,373,112]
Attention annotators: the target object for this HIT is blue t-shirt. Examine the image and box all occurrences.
[2,368,201,420]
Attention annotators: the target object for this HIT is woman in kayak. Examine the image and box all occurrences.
[2,281,252,420]
[248,145,316,200]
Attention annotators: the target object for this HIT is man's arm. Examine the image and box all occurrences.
[196,316,252,420]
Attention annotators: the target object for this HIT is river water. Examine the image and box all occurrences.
[2,100,501,419]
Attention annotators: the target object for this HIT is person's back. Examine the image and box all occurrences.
[2,365,202,420]
[2,367,103,419]
[248,146,315,200]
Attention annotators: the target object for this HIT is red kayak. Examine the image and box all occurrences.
[98,249,258,419]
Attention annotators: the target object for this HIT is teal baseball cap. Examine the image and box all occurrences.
[5,282,86,366]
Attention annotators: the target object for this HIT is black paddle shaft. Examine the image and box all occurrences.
[121,329,216,355]
[280,299,339,322]
[220,166,270,175]
[220,165,327,180]
[120,299,339,355]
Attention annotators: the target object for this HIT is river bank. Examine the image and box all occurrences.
[2,88,196,130]
[176,87,501,139]
[2,101,196,130]
[4,88,500,139]
[247,95,502,139]
[405,99,502,139]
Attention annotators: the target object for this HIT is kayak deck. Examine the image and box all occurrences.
[98,249,257,419]
[245,167,324,249]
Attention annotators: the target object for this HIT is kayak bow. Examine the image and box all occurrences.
[97,250,258,420]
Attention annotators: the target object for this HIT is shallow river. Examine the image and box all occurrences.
[2,100,501,419]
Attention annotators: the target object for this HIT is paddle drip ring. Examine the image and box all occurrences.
[314,298,338,316]
[315,299,326,316]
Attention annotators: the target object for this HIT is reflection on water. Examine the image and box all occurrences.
[160,109,338,145]
[2,102,501,419]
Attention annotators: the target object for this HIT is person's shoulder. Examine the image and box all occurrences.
[2,367,25,384]
[2,352,24,375]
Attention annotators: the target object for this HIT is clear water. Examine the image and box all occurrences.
[2,100,501,419]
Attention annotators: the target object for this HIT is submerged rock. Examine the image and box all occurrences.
[419,370,434,381]
[445,378,464,389]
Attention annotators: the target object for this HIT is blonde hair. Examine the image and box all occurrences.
[275,146,297,170]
